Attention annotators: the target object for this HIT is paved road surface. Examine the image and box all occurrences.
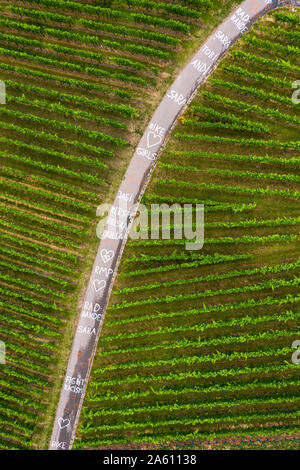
[49,0,299,450]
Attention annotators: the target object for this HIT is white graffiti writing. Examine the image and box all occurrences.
[230,7,250,33]
[93,279,106,292]
[214,30,231,48]
[78,325,96,335]
[190,58,208,74]
[167,89,186,106]
[201,44,218,61]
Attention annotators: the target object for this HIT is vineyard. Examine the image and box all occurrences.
[0,0,235,450]
[75,8,300,449]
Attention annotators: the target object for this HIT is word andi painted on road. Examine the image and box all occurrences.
[291,340,300,364]
[214,30,232,48]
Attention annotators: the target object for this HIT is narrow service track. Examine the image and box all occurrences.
[49,0,299,450]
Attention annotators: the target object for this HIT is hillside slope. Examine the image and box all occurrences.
[75,7,300,450]
[0,0,235,450]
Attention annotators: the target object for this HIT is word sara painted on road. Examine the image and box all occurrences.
[167,89,186,106]
[78,325,96,335]
[214,30,231,49]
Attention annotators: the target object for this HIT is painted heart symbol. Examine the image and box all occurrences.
[100,249,114,264]
[93,279,106,292]
[58,417,70,430]
[147,131,162,149]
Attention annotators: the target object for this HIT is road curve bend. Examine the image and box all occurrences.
[49,0,300,450]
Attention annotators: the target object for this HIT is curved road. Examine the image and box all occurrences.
[49,0,300,450]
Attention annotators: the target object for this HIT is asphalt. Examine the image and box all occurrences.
[49,0,299,450]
